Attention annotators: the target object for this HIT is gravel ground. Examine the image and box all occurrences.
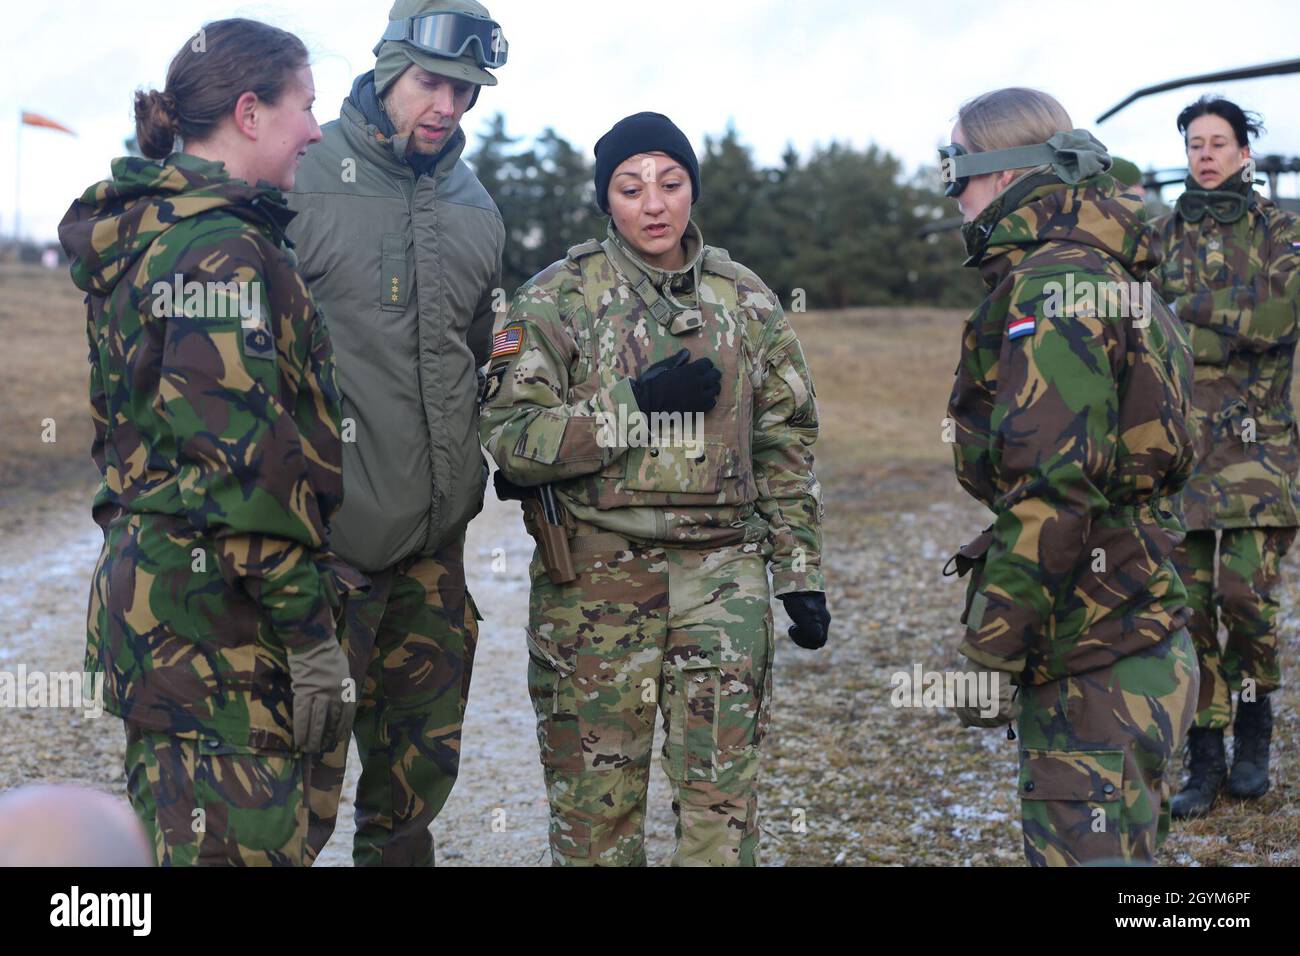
[2,473,1296,866]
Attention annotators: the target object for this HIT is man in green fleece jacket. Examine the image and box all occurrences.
[287,0,507,866]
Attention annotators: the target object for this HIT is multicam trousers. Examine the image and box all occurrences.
[305,542,479,866]
[526,531,774,866]
[1172,527,1296,728]
[1016,628,1198,866]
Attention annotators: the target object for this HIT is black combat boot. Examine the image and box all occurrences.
[1227,695,1273,799]
[1170,727,1227,819]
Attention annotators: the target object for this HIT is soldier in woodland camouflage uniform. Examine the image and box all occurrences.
[57,20,359,866]
[941,89,1198,866]
[480,113,828,866]
[1152,97,1300,818]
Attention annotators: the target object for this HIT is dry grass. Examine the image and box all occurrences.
[793,307,964,511]
[0,265,99,505]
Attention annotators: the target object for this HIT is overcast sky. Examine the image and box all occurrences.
[6,0,1300,241]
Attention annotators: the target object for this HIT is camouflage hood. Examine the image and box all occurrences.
[60,153,296,297]
[965,171,1157,284]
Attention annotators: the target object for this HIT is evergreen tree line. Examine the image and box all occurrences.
[467,113,984,309]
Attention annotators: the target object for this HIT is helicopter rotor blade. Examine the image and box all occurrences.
[1097,58,1300,123]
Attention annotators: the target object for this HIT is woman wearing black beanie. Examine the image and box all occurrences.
[479,112,828,866]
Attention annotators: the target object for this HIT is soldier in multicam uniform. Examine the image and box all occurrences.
[480,112,829,866]
[940,88,1199,866]
[57,19,357,865]
[1153,96,1300,819]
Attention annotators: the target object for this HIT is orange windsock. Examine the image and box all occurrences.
[21,112,75,135]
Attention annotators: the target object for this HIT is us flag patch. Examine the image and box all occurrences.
[490,325,524,359]
[1007,316,1036,340]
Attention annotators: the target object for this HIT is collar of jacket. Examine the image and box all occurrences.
[60,150,298,296]
[602,219,706,330]
[165,152,298,239]
[963,169,1156,287]
[1177,168,1258,224]
[605,219,704,289]
[340,70,467,180]
[961,168,1060,266]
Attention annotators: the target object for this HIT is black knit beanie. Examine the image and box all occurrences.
[593,112,700,213]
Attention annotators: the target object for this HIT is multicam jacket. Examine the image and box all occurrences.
[479,221,824,596]
[1154,179,1300,530]
[949,170,1195,684]
[59,153,354,748]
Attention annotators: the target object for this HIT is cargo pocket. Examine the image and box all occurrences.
[379,233,410,312]
[524,627,583,773]
[193,738,306,865]
[665,659,721,783]
[1019,748,1124,862]
[619,442,730,495]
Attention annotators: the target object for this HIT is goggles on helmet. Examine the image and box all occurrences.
[379,10,508,69]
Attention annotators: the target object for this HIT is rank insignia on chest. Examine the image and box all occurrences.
[490,326,524,359]
[1007,315,1036,340]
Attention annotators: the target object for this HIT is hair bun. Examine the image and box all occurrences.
[134,87,179,159]
[155,90,179,128]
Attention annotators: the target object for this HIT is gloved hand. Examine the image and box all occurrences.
[493,469,531,502]
[779,591,830,649]
[954,667,1020,728]
[630,348,722,415]
[288,637,356,753]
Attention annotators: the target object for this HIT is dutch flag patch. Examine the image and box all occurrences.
[1007,315,1036,340]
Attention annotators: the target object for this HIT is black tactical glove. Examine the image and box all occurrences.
[630,347,722,415]
[780,591,830,649]
[493,470,531,501]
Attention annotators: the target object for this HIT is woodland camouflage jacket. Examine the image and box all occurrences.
[949,170,1195,684]
[59,153,354,746]
[1154,185,1300,530]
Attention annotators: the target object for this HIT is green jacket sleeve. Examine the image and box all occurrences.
[479,282,639,485]
[750,297,824,596]
[960,280,1118,675]
[158,237,335,653]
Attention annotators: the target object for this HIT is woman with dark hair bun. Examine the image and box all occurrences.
[1155,95,1300,820]
[58,18,359,865]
